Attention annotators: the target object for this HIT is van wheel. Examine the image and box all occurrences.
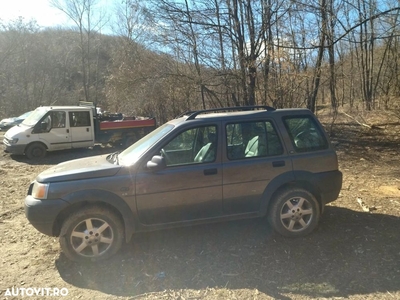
[268,188,320,237]
[25,143,46,159]
[59,206,124,262]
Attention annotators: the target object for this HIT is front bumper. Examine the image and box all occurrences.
[25,195,70,236]
[3,143,26,155]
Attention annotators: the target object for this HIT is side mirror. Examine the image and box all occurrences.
[147,155,166,171]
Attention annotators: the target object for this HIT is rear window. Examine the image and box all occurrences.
[283,116,328,152]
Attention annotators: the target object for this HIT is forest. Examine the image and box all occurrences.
[0,0,400,124]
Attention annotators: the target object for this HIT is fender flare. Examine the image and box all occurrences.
[259,171,296,215]
[25,141,48,152]
[60,189,136,242]
[259,170,323,215]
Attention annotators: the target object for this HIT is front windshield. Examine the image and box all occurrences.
[18,111,32,119]
[119,123,174,166]
[22,107,49,126]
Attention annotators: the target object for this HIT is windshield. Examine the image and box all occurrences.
[22,107,49,126]
[17,111,32,119]
[118,123,174,166]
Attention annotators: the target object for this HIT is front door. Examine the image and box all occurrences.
[38,111,71,150]
[135,125,223,225]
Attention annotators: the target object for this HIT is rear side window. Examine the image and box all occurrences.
[283,116,328,152]
[69,111,91,127]
[226,121,283,160]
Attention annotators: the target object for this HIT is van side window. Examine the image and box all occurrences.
[226,121,283,160]
[51,111,66,128]
[69,111,91,127]
[283,116,328,152]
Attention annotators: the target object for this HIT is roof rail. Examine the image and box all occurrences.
[178,106,276,120]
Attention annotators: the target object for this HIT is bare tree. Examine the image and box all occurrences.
[50,0,106,103]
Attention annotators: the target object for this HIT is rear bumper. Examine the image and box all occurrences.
[293,169,342,207]
[314,170,343,205]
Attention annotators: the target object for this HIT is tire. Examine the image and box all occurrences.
[268,188,320,237]
[25,143,46,159]
[59,206,124,262]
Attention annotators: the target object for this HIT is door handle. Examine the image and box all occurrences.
[86,128,89,132]
[204,168,217,175]
[66,129,69,133]
[272,161,285,167]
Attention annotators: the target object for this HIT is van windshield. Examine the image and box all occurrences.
[118,123,174,166]
[22,107,49,126]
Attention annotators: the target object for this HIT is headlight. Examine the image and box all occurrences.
[8,138,19,145]
[32,182,49,199]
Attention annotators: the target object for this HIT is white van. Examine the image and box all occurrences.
[3,106,96,159]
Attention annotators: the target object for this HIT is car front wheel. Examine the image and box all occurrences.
[25,143,46,159]
[59,206,124,262]
[268,188,320,237]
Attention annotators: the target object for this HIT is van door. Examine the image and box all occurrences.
[68,111,95,148]
[38,111,72,151]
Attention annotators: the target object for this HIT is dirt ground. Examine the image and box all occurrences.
[1,109,400,300]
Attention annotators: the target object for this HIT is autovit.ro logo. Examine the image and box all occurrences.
[3,287,69,297]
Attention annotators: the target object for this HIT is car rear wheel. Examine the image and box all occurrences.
[25,143,46,159]
[59,206,124,262]
[268,188,320,237]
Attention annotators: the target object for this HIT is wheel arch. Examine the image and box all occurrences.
[53,189,136,242]
[260,171,323,215]
[24,141,48,154]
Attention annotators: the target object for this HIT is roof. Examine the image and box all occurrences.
[35,106,92,111]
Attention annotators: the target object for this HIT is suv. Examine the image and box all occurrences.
[25,106,342,262]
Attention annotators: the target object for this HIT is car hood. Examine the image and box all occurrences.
[37,155,121,183]
[0,117,17,124]
[4,123,31,137]
[0,117,18,128]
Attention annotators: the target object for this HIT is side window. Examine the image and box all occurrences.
[226,121,283,160]
[283,116,328,152]
[69,111,91,127]
[161,125,217,166]
[41,114,52,132]
[51,111,66,128]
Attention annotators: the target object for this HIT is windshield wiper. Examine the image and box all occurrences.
[107,151,120,165]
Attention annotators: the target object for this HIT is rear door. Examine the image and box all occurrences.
[222,119,292,214]
[68,110,95,148]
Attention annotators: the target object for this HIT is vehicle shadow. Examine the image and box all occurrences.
[55,206,400,298]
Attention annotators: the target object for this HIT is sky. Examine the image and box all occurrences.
[0,0,113,29]
[0,0,71,27]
